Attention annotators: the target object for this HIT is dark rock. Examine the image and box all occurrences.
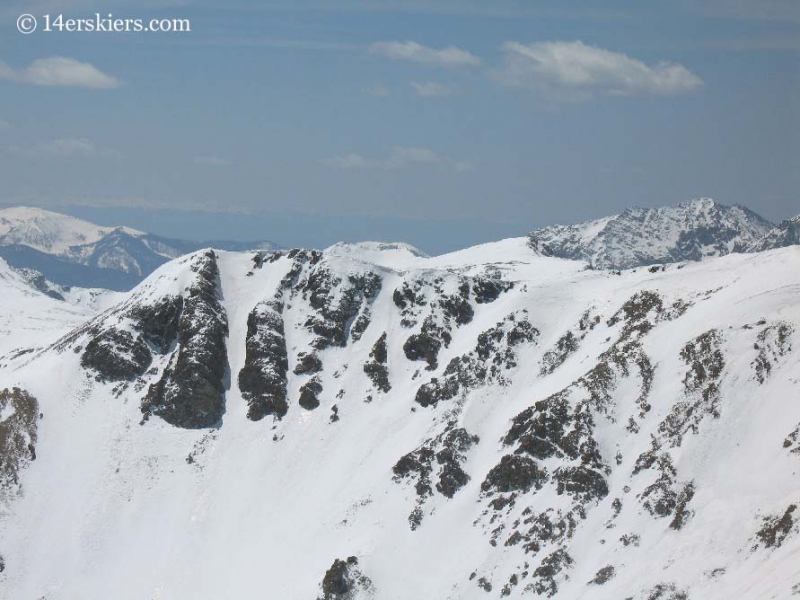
[752,322,793,384]
[364,333,390,392]
[516,509,579,555]
[322,558,353,596]
[472,277,513,304]
[0,388,39,494]
[540,331,579,376]
[658,330,725,446]
[81,328,152,381]
[349,311,371,342]
[669,482,696,530]
[589,565,615,585]
[299,377,323,410]
[645,583,690,600]
[414,313,538,407]
[319,556,372,600]
[128,295,183,353]
[505,393,602,471]
[530,548,573,597]
[754,504,797,550]
[294,351,323,375]
[439,289,474,325]
[554,466,609,503]
[481,455,548,495]
[403,318,449,371]
[477,577,492,592]
[392,426,479,528]
[141,251,229,429]
[302,268,382,350]
[238,299,289,420]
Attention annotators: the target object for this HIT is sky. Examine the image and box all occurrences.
[0,0,798,253]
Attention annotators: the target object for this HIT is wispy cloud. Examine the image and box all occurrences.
[6,138,118,158]
[0,57,121,89]
[361,84,390,97]
[193,156,231,166]
[0,119,10,131]
[691,34,800,52]
[411,81,454,97]
[323,146,471,171]
[495,40,702,99]
[693,0,800,22]
[369,41,482,68]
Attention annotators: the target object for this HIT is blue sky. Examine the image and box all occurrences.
[1,0,798,252]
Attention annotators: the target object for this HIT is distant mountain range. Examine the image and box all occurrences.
[2,200,797,293]
[0,207,276,290]
[528,198,797,269]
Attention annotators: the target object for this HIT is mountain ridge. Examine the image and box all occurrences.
[0,206,277,290]
[0,238,798,599]
[527,198,785,269]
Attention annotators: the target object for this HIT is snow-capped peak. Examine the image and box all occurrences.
[528,197,775,270]
[0,206,144,254]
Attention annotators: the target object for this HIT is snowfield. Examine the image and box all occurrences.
[0,239,798,600]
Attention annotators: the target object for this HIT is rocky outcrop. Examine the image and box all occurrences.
[81,328,152,381]
[299,377,323,411]
[659,330,725,446]
[0,388,39,497]
[141,251,229,429]
[238,298,289,420]
[415,312,538,407]
[300,268,382,350]
[318,556,373,600]
[399,273,512,371]
[751,322,793,384]
[753,504,797,550]
[393,425,479,529]
[128,295,183,353]
[79,294,185,383]
[363,333,390,393]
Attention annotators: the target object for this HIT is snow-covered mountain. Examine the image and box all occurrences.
[527,198,777,269]
[748,215,800,253]
[0,238,798,599]
[0,207,276,290]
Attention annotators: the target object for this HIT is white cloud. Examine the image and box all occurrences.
[34,138,98,157]
[411,81,453,97]
[0,57,121,89]
[495,41,702,98]
[323,146,471,171]
[361,84,390,97]
[369,41,482,68]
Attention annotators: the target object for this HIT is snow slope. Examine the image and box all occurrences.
[0,258,100,358]
[0,242,799,600]
[528,198,776,269]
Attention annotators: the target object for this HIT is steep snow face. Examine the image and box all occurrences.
[0,207,277,290]
[0,243,799,600]
[749,215,800,252]
[528,198,775,269]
